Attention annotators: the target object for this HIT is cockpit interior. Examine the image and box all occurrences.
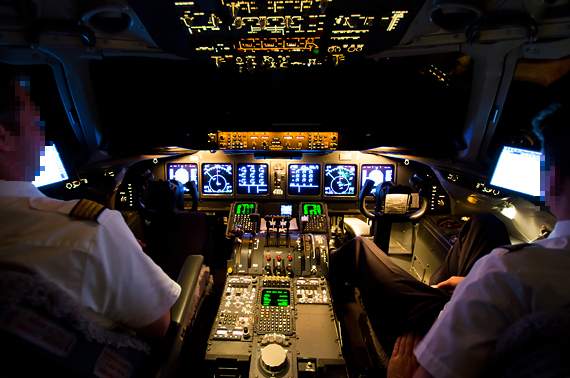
[1,0,570,377]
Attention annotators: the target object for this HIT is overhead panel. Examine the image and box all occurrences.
[172,0,425,71]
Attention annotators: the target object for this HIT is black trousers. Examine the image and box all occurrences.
[329,213,511,353]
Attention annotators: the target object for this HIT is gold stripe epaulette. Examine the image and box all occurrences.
[70,199,106,221]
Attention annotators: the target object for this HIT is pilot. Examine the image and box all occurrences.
[337,102,570,378]
[0,76,179,338]
[330,213,511,355]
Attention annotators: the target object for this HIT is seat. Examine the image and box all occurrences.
[142,180,213,277]
[488,306,570,378]
[0,255,211,378]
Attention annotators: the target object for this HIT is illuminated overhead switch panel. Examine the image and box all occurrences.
[172,0,425,71]
[218,131,338,150]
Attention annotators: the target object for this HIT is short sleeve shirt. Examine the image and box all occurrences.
[415,220,570,378]
[0,180,181,329]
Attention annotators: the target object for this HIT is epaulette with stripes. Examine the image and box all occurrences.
[503,243,531,252]
[69,199,107,221]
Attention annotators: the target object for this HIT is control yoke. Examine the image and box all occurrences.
[358,177,428,222]
[184,180,199,212]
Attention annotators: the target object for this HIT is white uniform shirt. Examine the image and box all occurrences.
[0,180,181,329]
[415,220,570,378]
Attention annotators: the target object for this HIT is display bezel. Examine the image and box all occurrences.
[236,163,270,196]
[261,289,290,306]
[201,163,234,196]
[167,163,199,193]
[286,163,322,199]
[323,164,358,197]
[485,144,542,201]
[35,140,79,192]
[360,164,396,196]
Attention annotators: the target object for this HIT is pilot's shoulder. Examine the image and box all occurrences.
[501,243,531,253]
[29,197,115,224]
[69,199,108,223]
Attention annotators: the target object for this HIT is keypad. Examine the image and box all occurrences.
[258,307,292,334]
[304,214,328,233]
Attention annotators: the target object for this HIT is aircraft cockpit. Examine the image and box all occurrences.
[1,0,570,377]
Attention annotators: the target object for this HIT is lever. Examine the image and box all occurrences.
[273,215,282,246]
[264,215,273,247]
[283,215,291,247]
[249,213,260,237]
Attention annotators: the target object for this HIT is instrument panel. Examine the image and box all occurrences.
[114,150,451,215]
[163,151,397,202]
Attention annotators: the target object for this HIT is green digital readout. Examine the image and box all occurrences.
[302,203,322,216]
[261,289,290,306]
[235,203,255,215]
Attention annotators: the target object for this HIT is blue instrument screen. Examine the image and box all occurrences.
[288,164,321,196]
[237,163,268,195]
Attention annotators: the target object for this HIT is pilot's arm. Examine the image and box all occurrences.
[413,252,525,378]
[82,208,181,338]
[134,309,172,338]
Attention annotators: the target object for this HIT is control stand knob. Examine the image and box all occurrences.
[261,344,287,373]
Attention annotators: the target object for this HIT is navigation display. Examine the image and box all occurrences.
[361,165,395,194]
[489,146,541,197]
[168,163,198,192]
[261,289,290,306]
[32,143,69,188]
[324,164,357,196]
[288,164,321,196]
[237,163,268,195]
[202,163,233,194]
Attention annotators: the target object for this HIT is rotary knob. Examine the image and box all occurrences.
[261,344,287,373]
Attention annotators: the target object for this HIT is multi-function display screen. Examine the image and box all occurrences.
[361,165,395,194]
[302,203,322,216]
[489,146,541,197]
[237,163,268,195]
[288,164,320,195]
[33,143,69,188]
[261,289,290,306]
[324,164,357,196]
[202,163,233,194]
[235,203,255,215]
[280,204,293,217]
[168,163,198,192]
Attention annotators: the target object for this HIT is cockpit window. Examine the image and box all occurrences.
[90,52,473,154]
[489,56,570,158]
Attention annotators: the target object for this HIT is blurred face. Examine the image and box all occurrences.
[540,153,565,217]
[0,78,45,182]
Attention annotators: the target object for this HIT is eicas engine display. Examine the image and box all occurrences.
[207,201,344,376]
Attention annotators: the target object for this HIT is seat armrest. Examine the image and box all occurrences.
[157,255,204,378]
[171,255,204,325]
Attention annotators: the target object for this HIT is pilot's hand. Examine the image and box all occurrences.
[436,276,465,294]
[387,331,421,378]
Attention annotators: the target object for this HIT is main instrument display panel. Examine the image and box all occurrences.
[202,163,234,194]
[237,163,269,195]
[361,164,394,194]
[288,164,321,196]
[324,164,357,196]
[168,163,198,192]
